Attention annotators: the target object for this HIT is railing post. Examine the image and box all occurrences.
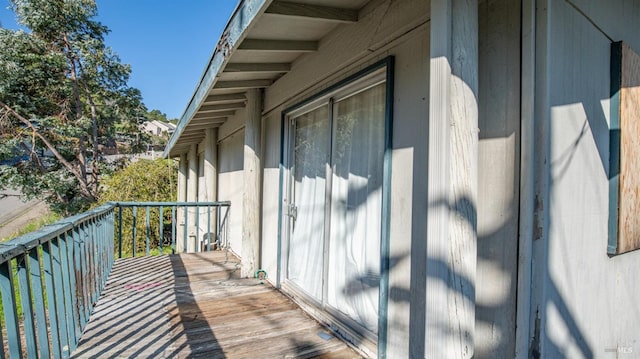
[1,260,23,358]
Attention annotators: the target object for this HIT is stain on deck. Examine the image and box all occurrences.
[72,251,361,358]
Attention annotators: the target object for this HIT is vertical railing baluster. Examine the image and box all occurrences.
[207,205,211,251]
[50,236,70,357]
[97,217,103,291]
[104,214,109,286]
[0,314,5,359]
[43,240,62,359]
[17,253,37,357]
[171,206,176,254]
[217,207,222,249]
[99,216,106,289]
[118,206,123,259]
[29,248,50,358]
[91,219,99,307]
[81,222,92,319]
[195,204,200,253]
[98,216,104,289]
[59,232,77,351]
[159,206,164,255]
[73,225,87,328]
[1,260,23,358]
[110,210,116,270]
[146,206,151,256]
[132,206,137,257]
[183,205,188,254]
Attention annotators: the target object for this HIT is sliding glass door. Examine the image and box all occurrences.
[283,65,390,336]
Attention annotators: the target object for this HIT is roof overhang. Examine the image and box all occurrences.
[164,0,369,157]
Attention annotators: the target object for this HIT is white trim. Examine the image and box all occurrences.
[425,0,453,356]
[515,0,536,356]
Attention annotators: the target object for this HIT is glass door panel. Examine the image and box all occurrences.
[328,83,385,333]
[287,105,329,301]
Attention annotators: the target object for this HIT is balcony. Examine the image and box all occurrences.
[0,202,361,358]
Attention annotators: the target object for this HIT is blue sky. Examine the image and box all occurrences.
[0,0,239,120]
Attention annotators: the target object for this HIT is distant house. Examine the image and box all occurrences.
[163,1,640,358]
[143,120,175,137]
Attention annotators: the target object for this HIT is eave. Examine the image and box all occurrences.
[164,0,368,157]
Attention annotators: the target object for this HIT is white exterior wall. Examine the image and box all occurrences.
[259,0,430,356]
[476,0,521,357]
[533,1,640,357]
[218,127,245,257]
[260,111,281,283]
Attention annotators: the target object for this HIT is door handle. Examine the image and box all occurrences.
[288,204,298,221]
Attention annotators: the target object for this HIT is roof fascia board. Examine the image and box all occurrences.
[164,0,273,158]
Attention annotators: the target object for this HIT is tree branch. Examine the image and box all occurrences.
[0,101,96,200]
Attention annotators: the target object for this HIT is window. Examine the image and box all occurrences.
[609,42,640,255]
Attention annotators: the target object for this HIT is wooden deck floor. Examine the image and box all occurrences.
[72,251,362,358]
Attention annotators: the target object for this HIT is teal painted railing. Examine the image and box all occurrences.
[113,201,231,258]
[0,201,230,358]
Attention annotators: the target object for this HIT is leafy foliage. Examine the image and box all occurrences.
[146,109,177,124]
[0,0,147,215]
[100,158,177,255]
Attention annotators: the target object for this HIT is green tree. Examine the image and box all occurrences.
[100,158,177,255]
[146,109,177,124]
[0,0,146,215]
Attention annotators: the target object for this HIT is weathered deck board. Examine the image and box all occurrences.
[72,251,362,358]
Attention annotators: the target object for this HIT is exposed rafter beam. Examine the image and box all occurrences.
[203,93,246,104]
[190,120,228,127]
[214,79,273,90]
[224,62,291,73]
[177,134,205,141]
[193,110,236,119]
[238,39,318,52]
[198,103,245,113]
[189,118,227,126]
[186,123,226,131]
[266,1,359,23]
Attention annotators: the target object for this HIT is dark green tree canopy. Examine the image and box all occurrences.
[0,0,147,215]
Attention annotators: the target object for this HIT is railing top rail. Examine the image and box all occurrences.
[0,203,115,264]
[0,201,232,264]
[111,201,231,207]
